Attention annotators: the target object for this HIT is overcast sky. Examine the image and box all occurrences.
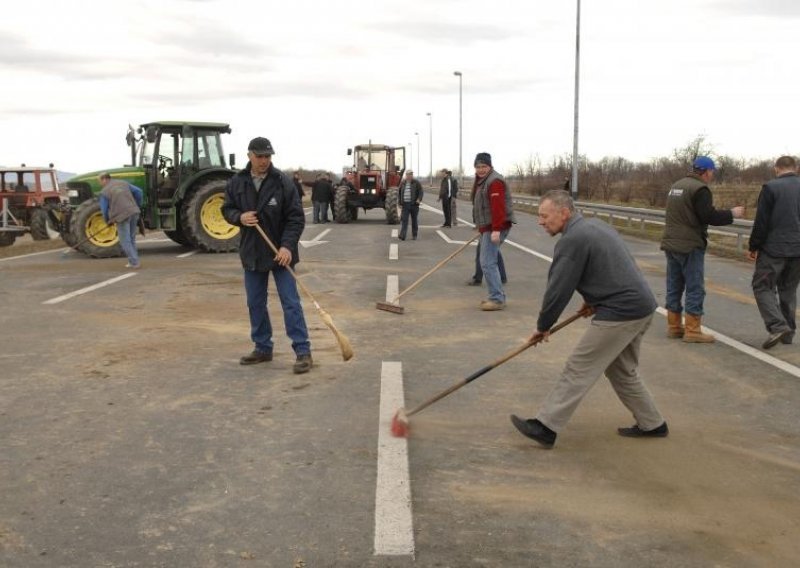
[1,0,798,176]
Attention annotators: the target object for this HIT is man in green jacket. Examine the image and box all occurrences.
[660,157,744,343]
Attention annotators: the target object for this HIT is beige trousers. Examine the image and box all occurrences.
[536,314,664,432]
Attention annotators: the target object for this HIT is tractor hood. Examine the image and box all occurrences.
[64,167,146,204]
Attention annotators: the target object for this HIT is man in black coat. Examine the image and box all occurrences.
[438,169,458,227]
[221,136,313,374]
[398,170,424,240]
[748,155,800,349]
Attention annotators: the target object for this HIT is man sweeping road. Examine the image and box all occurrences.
[511,190,668,449]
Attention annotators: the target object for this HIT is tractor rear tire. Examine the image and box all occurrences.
[70,199,122,258]
[30,208,58,240]
[181,178,239,252]
[164,213,191,246]
[0,232,16,247]
[334,185,352,224]
[385,187,400,224]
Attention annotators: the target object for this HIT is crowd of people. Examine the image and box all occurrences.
[216,135,799,448]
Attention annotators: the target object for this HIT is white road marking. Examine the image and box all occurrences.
[389,244,398,260]
[176,250,198,258]
[374,361,415,557]
[0,248,64,263]
[386,275,399,302]
[391,229,398,238]
[435,230,477,245]
[300,227,331,248]
[42,273,138,305]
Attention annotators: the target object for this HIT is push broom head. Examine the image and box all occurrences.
[390,408,409,438]
[375,301,404,315]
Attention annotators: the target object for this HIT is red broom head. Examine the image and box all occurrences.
[390,409,409,438]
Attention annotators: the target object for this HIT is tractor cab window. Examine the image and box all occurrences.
[141,138,157,166]
[197,132,224,168]
[355,149,388,172]
[181,136,195,168]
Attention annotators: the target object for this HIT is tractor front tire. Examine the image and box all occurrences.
[385,187,400,224]
[181,178,239,252]
[0,232,16,247]
[70,199,122,258]
[334,186,352,224]
[30,208,59,240]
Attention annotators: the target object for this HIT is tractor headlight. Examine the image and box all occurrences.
[67,189,79,198]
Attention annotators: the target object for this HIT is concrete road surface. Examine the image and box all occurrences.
[0,198,798,567]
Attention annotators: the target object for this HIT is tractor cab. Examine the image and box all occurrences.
[334,143,405,224]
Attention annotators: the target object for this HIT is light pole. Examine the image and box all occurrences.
[426,112,433,187]
[408,141,413,174]
[453,71,462,185]
[570,0,581,198]
[414,131,420,175]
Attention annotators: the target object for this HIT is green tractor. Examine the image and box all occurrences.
[60,121,240,257]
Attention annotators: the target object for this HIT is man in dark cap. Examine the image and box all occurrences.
[660,156,744,343]
[471,152,514,310]
[221,136,313,374]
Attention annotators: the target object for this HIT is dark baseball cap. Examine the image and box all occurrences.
[248,137,275,156]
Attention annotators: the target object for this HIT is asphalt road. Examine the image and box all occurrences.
[1,197,798,567]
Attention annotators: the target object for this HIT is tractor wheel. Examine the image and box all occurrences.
[385,187,400,224]
[350,207,359,221]
[164,212,191,246]
[181,178,239,252]
[70,199,122,258]
[334,185,351,224]
[0,231,16,247]
[30,208,60,240]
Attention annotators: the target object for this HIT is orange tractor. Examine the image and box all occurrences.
[334,144,405,224]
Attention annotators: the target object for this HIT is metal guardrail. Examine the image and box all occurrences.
[456,191,753,252]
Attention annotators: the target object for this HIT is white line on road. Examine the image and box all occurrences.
[435,229,477,245]
[374,361,415,557]
[391,229,398,238]
[0,248,65,263]
[389,243,398,260]
[176,250,198,258]
[42,273,138,305]
[386,275,399,302]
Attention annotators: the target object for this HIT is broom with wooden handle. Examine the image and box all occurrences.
[253,224,353,361]
[390,307,591,437]
[376,232,480,314]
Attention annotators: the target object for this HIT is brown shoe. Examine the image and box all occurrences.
[683,314,714,343]
[480,300,505,311]
[666,310,684,338]
[240,350,273,365]
[293,354,313,374]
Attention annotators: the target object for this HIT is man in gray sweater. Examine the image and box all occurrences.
[511,190,667,448]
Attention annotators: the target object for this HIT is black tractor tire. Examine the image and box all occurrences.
[0,231,16,247]
[350,207,359,221]
[70,199,122,258]
[164,213,191,246]
[30,208,59,240]
[334,185,352,224]
[181,177,239,252]
[385,187,400,224]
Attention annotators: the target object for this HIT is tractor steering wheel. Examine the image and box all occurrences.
[158,155,173,171]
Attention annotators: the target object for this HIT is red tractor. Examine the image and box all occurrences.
[0,165,67,246]
[334,144,405,224]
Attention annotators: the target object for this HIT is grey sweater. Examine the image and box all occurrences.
[537,214,657,331]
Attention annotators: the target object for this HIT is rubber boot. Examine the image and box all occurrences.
[683,314,715,343]
[667,310,684,339]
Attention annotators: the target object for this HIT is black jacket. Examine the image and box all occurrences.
[749,172,800,257]
[439,176,458,200]
[400,179,424,204]
[222,163,305,271]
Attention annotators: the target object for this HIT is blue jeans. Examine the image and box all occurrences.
[473,240,507,283]
[244,267,311,355]
[399,203,419,239]
[479,229,509,303]
[313,201,329,223]
[665,249,706,315]
[117,214,140,266]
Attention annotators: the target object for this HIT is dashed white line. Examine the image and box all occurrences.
[42,273,138,305]
[391,229,398,238]
[374,361,415,557]
[389,244,398,260]
[386,275,399,302]
[176,250,198,258]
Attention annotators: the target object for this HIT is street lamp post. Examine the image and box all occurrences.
[414,131,420,175]
[453,71,462,185]
[408,141,413,174]
[571,0,581,198]
[426,112,433,187]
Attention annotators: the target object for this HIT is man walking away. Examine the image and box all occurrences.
[748,155,800,349]
[660,156,744,343]
[511,190,667,449]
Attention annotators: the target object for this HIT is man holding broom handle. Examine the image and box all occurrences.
[511,190,667,448]
[222,136,313,374]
